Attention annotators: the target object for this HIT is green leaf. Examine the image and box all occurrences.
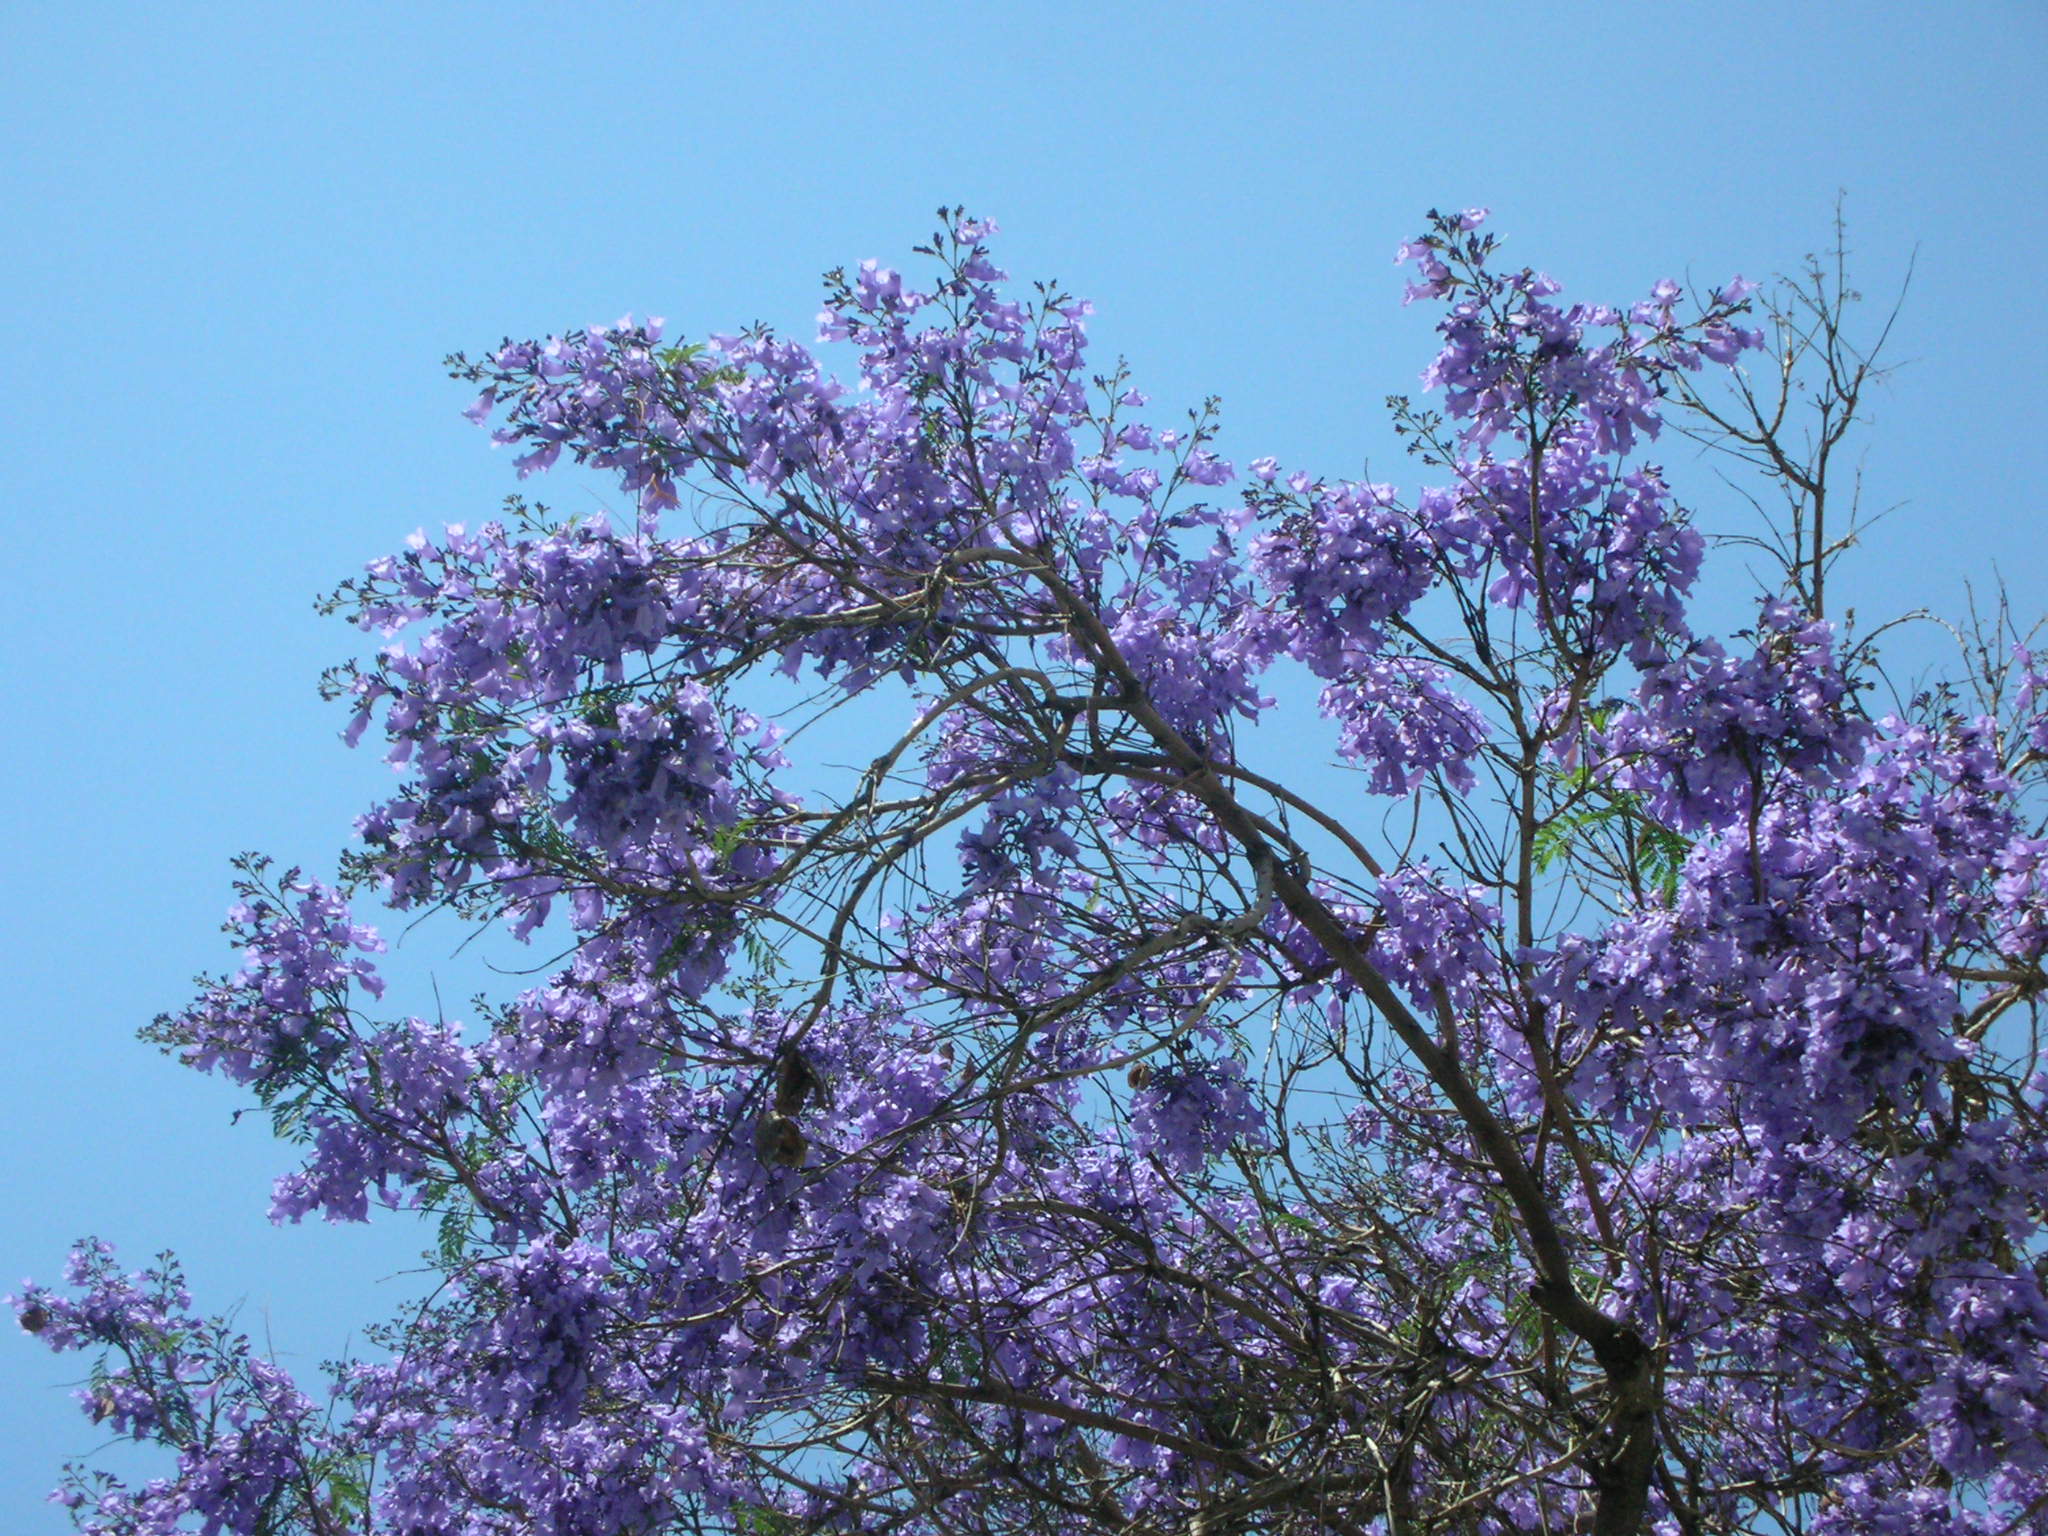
[730,1503,796,1536]
[320,1458,372,1521]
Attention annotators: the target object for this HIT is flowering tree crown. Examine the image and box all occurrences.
[19,210,2048,1536]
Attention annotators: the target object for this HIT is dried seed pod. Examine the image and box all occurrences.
[943,1174,980,1221]
[18,1303,49,1335]
[773,1050,820,1116]
[1126,1061,1153,1091]
[756,1113,808,1169]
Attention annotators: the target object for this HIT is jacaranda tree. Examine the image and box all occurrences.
[19,210,2048,1534]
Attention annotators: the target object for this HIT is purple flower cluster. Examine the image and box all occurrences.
[1601,597,1871,832]
[1399,207,1762,456]
[14,1245,343,1536]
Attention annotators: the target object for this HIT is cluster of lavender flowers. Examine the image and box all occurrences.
[18,209,2048,1534]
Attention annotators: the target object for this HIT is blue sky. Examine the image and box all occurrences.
[2,0,2044,1523]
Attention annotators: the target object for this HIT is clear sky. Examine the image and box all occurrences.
[3,0,2044,1524]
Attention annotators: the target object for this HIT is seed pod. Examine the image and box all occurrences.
[18,1303,49,1335]
[1127,1061,1153,1090]
[773,1050,820,1116]
[756,1113,808,1169]
[942,1174,981,1225]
